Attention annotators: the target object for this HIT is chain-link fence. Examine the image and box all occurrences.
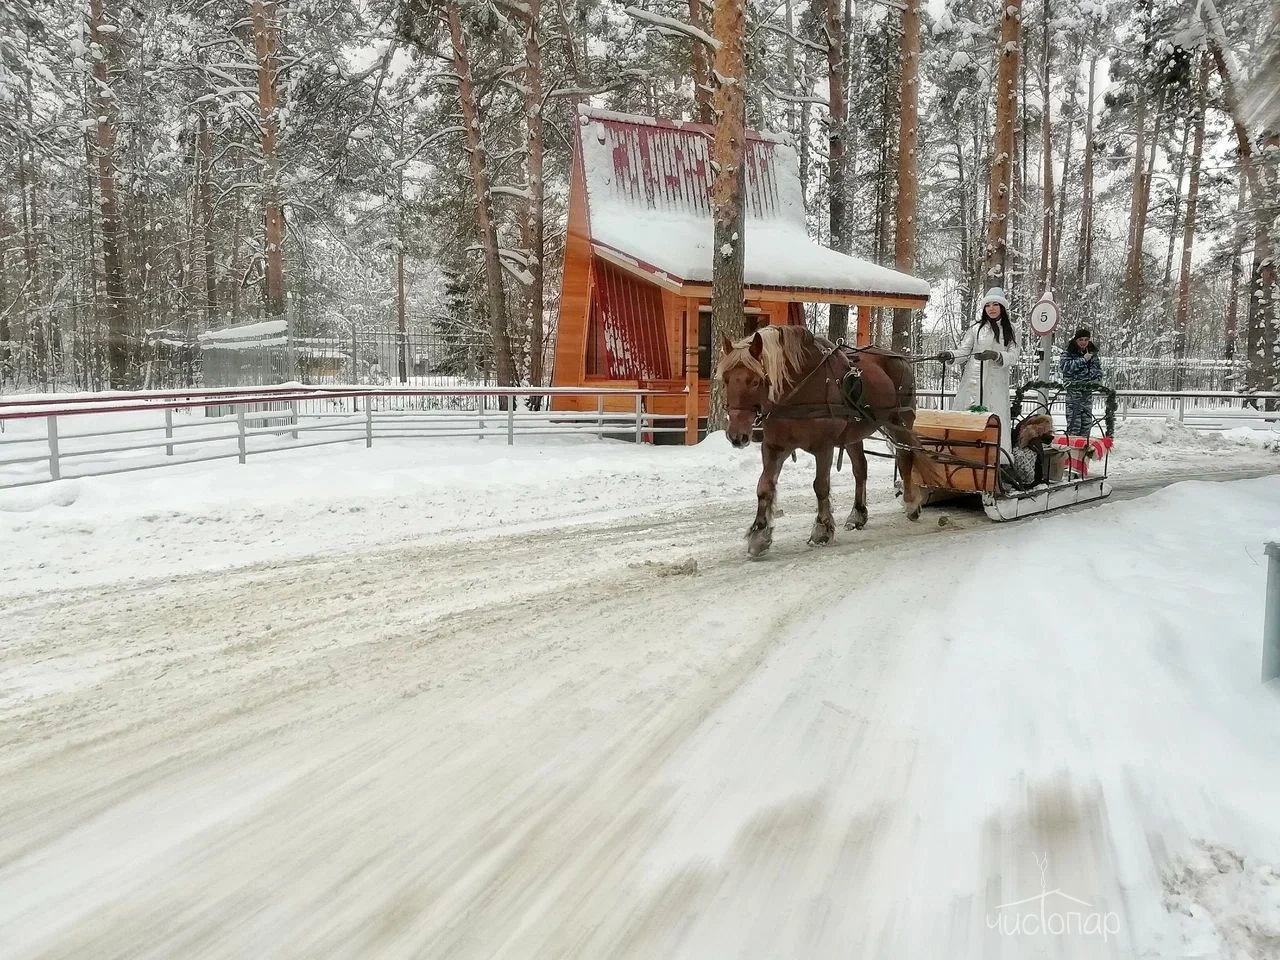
[0,325,496,395]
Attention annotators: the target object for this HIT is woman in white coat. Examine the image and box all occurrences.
[939,288,1021,458]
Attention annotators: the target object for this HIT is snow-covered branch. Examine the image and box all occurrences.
[761,81,828,106]
[623,6,721,49]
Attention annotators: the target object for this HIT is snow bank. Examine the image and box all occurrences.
[0,431,793,594]
[2,410,1276,596]
[1118,416,1280,456]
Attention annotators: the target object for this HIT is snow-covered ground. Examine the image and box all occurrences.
[1,423,1278,958]
[0,411,1275,594]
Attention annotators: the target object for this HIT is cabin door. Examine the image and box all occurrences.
[695,306,767,378]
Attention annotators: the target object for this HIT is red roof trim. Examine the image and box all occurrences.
[577,106,789,145]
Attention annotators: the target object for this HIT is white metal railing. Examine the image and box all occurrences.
[914,387,1280,426]
[1,385,1276,490]
[0,385,688,489]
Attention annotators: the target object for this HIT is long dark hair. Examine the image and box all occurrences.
[980,303,1017,348]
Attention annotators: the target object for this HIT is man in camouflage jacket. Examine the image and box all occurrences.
[1060,327,1102,437]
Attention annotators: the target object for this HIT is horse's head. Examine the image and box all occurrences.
[718,332,768,448]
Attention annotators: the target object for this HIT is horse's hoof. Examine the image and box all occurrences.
[747,528,773,557]
[808,521,835,545]
[905,505,922,522]
[845,510,868,531]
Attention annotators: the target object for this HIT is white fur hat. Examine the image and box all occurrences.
[981,287,1010,312]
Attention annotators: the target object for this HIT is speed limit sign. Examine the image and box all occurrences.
[1029,295,1061,337]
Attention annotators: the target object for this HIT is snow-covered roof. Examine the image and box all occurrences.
[576,106,931,301]
[198,319,288,344]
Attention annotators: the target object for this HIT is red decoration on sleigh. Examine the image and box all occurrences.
[1050,435,1114,478]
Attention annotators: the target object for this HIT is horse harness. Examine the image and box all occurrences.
[738,340,997,471]
[753,341,913,430]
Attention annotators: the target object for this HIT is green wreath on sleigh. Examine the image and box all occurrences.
[1010,380,1117,439]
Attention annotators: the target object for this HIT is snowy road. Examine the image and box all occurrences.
[2,453,1280,958]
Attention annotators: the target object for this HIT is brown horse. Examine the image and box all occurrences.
[717,324,932,557]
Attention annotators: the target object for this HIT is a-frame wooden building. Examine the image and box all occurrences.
[550,106,932,443]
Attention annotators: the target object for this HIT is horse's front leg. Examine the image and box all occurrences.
[747,442,788,558]
[844,441,869,530]
[808,445,836,545]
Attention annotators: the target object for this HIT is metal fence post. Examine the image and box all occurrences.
[365,397,373,448]
[1177,396,1186,422]
[507,399,515,445]
[289,400,299,440]
[1264,542,1280,683]
[635,393,643,443]
[46,415,60,481]
[164,408,174,456]
[236,406,247,464]
[596,395,604,440]
[478,396,486,440]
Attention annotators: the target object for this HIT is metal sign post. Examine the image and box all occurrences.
[1265,542,1280,683]
[1028,292,1061,414]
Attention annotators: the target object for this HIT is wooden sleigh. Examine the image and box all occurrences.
[906,406,1113,522]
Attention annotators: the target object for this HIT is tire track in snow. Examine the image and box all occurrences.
[0,464,1271,957]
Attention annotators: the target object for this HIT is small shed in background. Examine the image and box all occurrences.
[550,106,932,443]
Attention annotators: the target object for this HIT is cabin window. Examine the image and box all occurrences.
[695,308,766,379]
[585,300,608,377]
[698,310,711,379]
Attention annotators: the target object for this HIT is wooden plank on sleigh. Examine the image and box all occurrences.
[910,410,1001,494]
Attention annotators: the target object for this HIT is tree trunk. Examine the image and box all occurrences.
[1174,52,1210,388]
[396,165,409,383]
[524,0,547,395]
[799,44,812,198]
[891,0,920,351]
[707,0,747,432]
[1162,117,1192,296]
[784,0,799,161]
[0,201,10,371]
[90,0,131,387]
[825,0,849,340]
[1052,35,1083,292]
[252,0,286,318]
[446,2,517,387]
[82,126,101,387]
[689,0,713,122]
[1036,0,1054,294]
[1077,46,1098,287]
[199,110,218,326]
[1205,15,1277,397]
[984,0,1021,290]
[1225,173,1247,367]
[1015,26,1029,306]
[954,133,974,325]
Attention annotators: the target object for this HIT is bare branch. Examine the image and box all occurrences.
[756,21,826,53]
[546,70,649,102]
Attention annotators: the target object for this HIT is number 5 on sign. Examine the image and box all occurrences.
[1029,293,1061,395]
[1029,294,1060,337]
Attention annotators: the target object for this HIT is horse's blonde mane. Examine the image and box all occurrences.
[714,324,813,402]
